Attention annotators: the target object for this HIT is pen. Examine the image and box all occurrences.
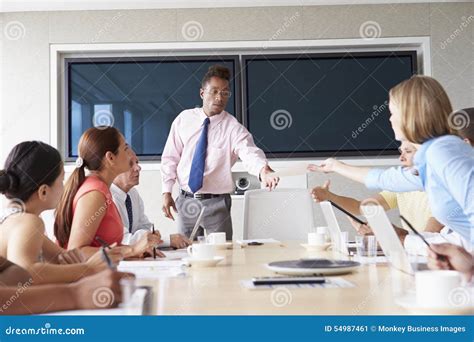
[400,215,447,262]
[101,246,114,269]
[152,224,156,260]
[95,236,111,249]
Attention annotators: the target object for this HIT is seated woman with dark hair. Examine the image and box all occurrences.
[0,141,122,284]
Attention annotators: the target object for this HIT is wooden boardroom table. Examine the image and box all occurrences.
[137,241,415,315]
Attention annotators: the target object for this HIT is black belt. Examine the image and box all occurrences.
[180,189,225,200]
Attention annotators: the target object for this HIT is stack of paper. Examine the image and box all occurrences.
[118,259,187,279]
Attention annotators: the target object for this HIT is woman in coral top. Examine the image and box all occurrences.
[54,127,161,258]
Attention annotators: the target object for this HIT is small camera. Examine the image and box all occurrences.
[234,177,250,195]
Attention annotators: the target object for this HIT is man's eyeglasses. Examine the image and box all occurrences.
[204,89,232,98]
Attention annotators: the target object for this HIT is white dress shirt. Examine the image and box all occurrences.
[404,227,472,256]
[161,107,267,194]
[111,183,170,246]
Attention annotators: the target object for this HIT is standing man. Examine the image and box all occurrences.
[161,65,279,240]
[112,154,191,249]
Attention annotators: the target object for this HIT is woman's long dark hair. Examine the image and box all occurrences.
[54,126,121,247]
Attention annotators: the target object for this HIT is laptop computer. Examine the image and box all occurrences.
[189,206,206,241]
[319,201,348,255]
[361,204,417,275]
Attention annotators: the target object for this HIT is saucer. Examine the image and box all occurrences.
[183,256,225,268]
[266,259,360,276]
[209,242,233,250]
[301,243,331,252]
[395,292,474,315]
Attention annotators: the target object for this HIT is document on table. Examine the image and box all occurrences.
[272,163,309,178]
[241,277,355,290]
[162,249,190,260]
[118,259,187,279]
[44,289,148,316]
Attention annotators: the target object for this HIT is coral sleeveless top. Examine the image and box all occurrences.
[72,175,123,247]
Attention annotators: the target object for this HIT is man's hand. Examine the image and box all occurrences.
[131,232,163,258]
[170,234,192,249]
[348,217,373,235]
[162,193,177,221]
[428,243,474,279]
[311,180,332,202]
[260,165,279,191]
[392,225,408,244]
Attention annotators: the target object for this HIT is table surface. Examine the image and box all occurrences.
[137,241,416,315]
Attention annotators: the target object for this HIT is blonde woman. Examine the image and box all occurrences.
[309,75,474,251]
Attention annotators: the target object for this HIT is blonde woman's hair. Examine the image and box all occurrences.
[389,75,455,144]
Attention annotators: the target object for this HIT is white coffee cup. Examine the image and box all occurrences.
[415,270,463,307]
[315,226,329,242]
[187,243,216,260]
[207,232,226,245]
[308,232,326,246]
[316,226,328,235]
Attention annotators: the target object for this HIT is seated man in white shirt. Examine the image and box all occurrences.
[112,155,191,249]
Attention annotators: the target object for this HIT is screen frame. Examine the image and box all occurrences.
[241,50,418,158]
[64,55,241,160]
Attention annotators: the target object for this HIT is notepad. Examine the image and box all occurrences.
[118,259,187,279]
[118,259,185,268]
[161,249,190,260]
[44,289,148,316]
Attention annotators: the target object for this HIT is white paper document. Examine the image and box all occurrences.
[118,259,187,279]
[272,163,309,178]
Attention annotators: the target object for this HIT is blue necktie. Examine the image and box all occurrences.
[188,117,210,193]
[125,194,133,233]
